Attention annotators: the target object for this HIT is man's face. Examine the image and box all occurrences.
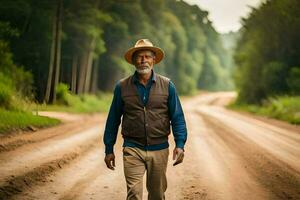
[133,50,155,75]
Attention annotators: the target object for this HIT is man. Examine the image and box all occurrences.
[103,39,187,200]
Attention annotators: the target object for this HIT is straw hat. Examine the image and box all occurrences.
[124,39,164,64]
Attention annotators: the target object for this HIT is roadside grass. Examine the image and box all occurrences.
[228,96,300,124]
[32,92,112,113]
[1,81,112,134]
[1,69,112,134]
[0,76,61,134]
[0,92,111,134]
[0,108,60,134]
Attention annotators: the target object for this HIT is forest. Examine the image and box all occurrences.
[0,0,299,129]
[0,0,233,105]
[234,0,300,103]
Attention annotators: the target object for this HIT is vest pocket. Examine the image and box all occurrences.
[122,116,145,138]
[147,112,170,138]
[149,121,170,137]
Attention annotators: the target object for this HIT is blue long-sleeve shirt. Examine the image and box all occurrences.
[103,71,187,155]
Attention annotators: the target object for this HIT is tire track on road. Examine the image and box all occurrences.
[199,111,300,200]
[0,116,102,153]
[183,109,268,200]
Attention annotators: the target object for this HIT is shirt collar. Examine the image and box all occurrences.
[133,70,156,84]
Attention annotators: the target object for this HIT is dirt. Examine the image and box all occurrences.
[0,92,299,200]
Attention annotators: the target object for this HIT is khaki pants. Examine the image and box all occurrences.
[123,147,169,200]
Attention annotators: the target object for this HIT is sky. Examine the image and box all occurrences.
[184,0,263,33]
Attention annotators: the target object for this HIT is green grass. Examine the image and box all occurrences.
[0,108,60,134]
[0,90,112,134]
[0,92,112,134]
[33,92,112,113]
[228,96,300,124]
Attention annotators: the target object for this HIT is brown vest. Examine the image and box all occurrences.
[120,73,170,146]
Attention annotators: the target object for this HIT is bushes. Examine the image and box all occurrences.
[261,62,288,96]
[229,96,300,124]
[55,83,74,106]
[0,72,14,109]
[0,30,58,133]
[264,96,300,124]
[0,74,60,134]
[287,67,300,95]
[0,33,34,110]
[45,83,112,113]
[0,72,28,111]
[0,71,32,112]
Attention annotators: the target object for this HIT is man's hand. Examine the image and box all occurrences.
[104,153,115,170]
[173,147,184,166]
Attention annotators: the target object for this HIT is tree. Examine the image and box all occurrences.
[234,0,300,103]
[45,0,63,103]
[63,0,111,94]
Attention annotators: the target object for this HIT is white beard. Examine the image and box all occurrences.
[136,67,151,74]
[136,63,152,75]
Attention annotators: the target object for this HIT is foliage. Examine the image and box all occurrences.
[0,71,34,112]
[234,0,300,103]
[0,26,33,110]
[0,72,14,110]
[37,93,112,113]
[0,18,34,99]
[0,0,234,102]
[229,96,300,124]
[261,61,289,96]
[287,67,300,95]
[38,83,112,113]
[55,83,73,106]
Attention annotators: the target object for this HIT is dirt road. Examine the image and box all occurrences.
[0,92,299,200]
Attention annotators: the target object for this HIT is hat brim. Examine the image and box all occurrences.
[124,46,164,64]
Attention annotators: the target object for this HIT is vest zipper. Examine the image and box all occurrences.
[144,106,148,146]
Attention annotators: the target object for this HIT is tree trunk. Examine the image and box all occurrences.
[44,5,57,103]
[45,0,63,103]
[83,37,96,93]
[90,58,99,94]
[71,54,78,93]
[77,52,88,95]
[81,0,99,94]
[52,0,63,103]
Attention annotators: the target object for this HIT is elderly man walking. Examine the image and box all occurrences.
[103,39,188,200]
